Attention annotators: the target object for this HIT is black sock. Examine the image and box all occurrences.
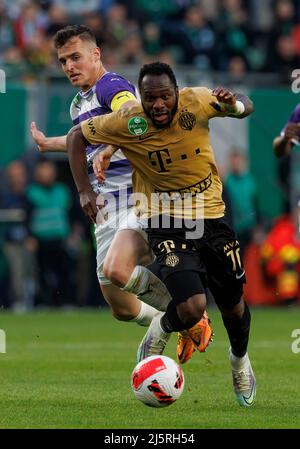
[222,302,251,358]
[160,301,187,332]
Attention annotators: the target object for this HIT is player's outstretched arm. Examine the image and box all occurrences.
[30,121,67,152]
[211,87,254,119]
[273,122,300,158]
[67,124,98,224]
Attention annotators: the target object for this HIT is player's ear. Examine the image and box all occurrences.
[94,46,101,62]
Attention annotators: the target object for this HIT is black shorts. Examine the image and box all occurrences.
[146,217,246,308]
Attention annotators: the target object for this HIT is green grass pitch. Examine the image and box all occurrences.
[0,307,299,429]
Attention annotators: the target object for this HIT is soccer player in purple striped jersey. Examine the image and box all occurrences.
[273,104,300,210]
[273,104,300,157]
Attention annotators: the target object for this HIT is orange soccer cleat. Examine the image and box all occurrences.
[176,331,196,364]
[176,311,214,364]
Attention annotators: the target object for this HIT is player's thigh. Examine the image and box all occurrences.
[147,227,205,283]
[107,229,152,267]
[106,208,153,268]
[100,283,141,319]
[94,219,117,285]
[202,219,245,309]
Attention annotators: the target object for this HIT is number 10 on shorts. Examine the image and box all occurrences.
[226,247,242,272]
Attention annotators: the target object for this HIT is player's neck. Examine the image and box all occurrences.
[82,66,108,91]
[95,65,107,83]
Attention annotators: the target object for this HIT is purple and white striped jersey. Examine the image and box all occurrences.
[70,72,137,208]
[281,103,300,145]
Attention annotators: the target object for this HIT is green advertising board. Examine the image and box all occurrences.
[249,89,300,220]
[0,84,27,167]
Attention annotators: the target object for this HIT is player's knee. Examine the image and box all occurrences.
[219,296,245,319]
[177,295,205,328]
[103,258,129,287]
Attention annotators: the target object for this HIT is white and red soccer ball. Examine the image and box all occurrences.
[131,355,185,408]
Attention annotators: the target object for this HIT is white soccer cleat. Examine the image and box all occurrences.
[137,312,171,363]
[229,348,256,407]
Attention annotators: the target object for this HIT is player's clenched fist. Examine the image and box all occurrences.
[211,87,236,105]
[210,86,246,116]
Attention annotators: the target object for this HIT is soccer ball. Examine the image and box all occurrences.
[131,355,185,408]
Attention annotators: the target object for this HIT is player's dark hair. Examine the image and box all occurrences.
[138,62,178,90]
[53,25,97,49]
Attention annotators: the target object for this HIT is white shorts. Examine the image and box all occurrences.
[94,207,148,285]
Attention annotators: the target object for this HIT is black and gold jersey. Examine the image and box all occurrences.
[81,87,228,219]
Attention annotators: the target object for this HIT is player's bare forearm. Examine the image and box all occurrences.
[232,93,254,118]
[38,135,67,152]
[273,135,292,158]
[273,123,300,157]
[67,125,98,223]
[30,122,67,151]
[67,125,90,193]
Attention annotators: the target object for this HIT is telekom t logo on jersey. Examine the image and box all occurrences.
[0,329,6,353]
[0,69,6,93]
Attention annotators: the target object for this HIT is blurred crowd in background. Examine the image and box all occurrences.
[1,0,300,312]
[0,158,100,311]
[0,0,300,84]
